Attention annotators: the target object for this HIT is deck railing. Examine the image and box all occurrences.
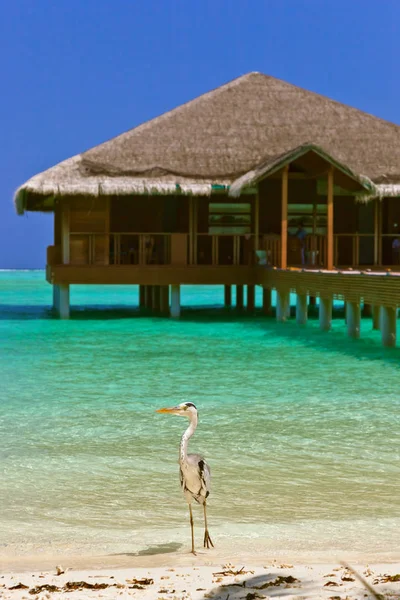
[69,233,171,265]
[110,233,171,265]
[193,234,258,266]
[334,233,376,267]
[65,232,400,268]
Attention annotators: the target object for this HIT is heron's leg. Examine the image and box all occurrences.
[189,504,196,555]
[203,501,214,549]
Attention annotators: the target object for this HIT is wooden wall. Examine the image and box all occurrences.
[110,195,189,233]
[68,197,109,265]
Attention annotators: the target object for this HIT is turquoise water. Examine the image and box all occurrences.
[0,271,399,562]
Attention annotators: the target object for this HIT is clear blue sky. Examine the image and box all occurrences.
[1,0,399,268]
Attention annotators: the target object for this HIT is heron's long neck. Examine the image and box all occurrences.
[179,414,197,464]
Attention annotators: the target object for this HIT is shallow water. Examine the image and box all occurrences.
[0,271,399,562]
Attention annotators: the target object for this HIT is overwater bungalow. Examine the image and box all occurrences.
[15,72,400,324]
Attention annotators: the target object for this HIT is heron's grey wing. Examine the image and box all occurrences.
[179,466,184,489]
[188,453,211,501]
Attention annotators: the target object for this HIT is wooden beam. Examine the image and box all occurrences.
[61,203,70,265]
[378,200,383,265]
[247,285,255,311]
[193,197,198,265]
[281,165,289,269]
[236,285,244,309]
[224,285,232,307]
[189,197,193,265]
[254,188,259,250]
[374,198,379,265]
[327,166,334,270]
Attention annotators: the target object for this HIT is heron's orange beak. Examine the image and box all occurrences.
[156,407,178,414]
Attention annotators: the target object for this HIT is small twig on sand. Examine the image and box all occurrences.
[341,562,383,600]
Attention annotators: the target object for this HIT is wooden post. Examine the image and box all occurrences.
[189,197,193,265]
[327,166,334,270]
[296,293,308,325]
[171,284,181,318]
[363,302,372,317]
[58,284,70,319]
[373,199,379,266]
[381,306,397,347]
[254,188,259,251]
[139,285,146,308]
[372,305,380,330]
[236,285,244,309]
[319,296,332,331]
[145,285,153,309]
[281,165,289,269]
[347,300,361,338]
[262,288,272,314]
[276,289,290,322]
[160,286,170,315]
[224,285,232,308]
[309,295,317,306]
[61,203,70,264]
[152,286,161,312]
[53,284,60,312]
[378,201,383,266]
[247,285,255,312]
[193,197,198,265]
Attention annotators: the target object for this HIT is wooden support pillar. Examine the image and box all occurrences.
[145,285,153,309]
[139,285,146,308]
[236,285,244,309]
[319,296,332,331]
[53,284,60,312]
[171,284,181,319]
[152,286,161,312]
[381,306,397,347]
[327,166,334,270]
[309,295,316,306]
[372,305,380,330]
[276,289,290,322]
[160,286,170,315]
[61,204,70,264]
[296,293,308,325]
[224,285,232,308]
[347,300,361,338]
[247,285,255,312]
[363,302,372,317]
[58,284,70,319]
[189,197,193,265]
[281,165,288,269]
[262,288,272,314]
[374,199,379,266]
[255,189,260,250]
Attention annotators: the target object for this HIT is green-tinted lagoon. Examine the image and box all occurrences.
[0,271,399,562]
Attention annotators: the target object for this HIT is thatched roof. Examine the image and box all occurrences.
[15,71,400,214]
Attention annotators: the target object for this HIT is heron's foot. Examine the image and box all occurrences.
[191,548,197,556]
[203,529,214,549]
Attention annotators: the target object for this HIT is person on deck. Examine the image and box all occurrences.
[295,223,307,265]
[392,237,400,264]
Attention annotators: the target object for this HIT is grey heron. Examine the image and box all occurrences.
[156,402,214,555]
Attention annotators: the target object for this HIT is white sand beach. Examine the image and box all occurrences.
[1,552,400,600]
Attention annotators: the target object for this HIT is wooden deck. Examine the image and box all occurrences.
[48,261,400,308]
[260,267,400,307]
[46,265,260,286]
